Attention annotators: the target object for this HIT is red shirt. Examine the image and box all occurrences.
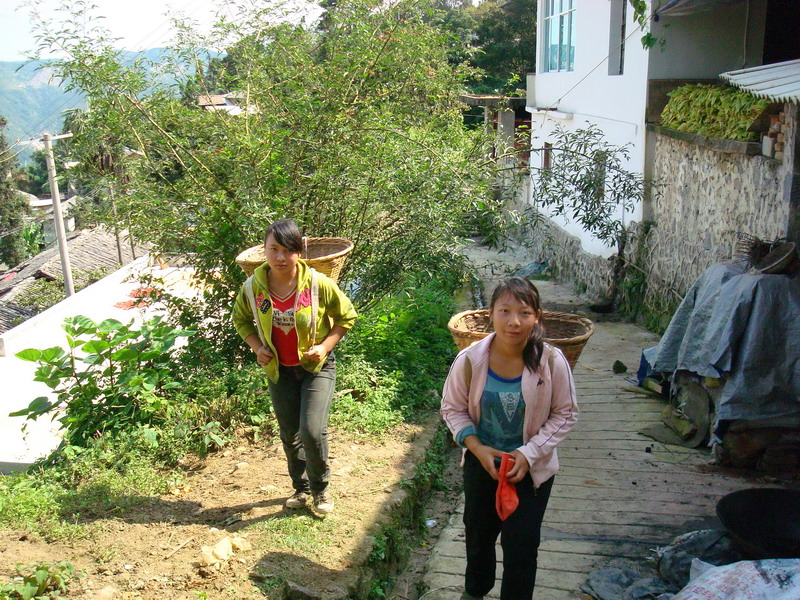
[270,288,300,366]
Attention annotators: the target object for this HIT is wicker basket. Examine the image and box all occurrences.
[235,237,354,282]
[447,309,595,369]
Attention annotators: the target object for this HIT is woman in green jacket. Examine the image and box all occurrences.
[232,219,357,513]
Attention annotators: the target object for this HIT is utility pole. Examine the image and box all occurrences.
[42,131,75,297]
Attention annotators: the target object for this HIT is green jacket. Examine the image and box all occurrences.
[232,259,358,382]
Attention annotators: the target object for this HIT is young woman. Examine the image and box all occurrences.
[233,219,357,513]
[441,277,578,599]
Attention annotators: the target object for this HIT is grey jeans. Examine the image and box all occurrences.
[267,355,336,494]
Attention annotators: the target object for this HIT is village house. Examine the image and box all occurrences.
[520,0,800,304]
[197,92,257,116]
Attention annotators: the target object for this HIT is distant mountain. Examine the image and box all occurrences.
[0,61,85,161]
[0,48,200,164]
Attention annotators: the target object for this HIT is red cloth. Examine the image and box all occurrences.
[496,453,519,521]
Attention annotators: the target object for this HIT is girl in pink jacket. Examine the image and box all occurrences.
[441,277,578,600]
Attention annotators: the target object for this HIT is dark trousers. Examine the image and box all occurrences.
[462,451,554,600]
[267,356,336,494]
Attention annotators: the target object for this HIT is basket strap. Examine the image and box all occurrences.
[311,267,319,344]
[245,275,267,346]
[462,354,472,392]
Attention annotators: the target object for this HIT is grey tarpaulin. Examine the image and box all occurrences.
[648,262,800,422]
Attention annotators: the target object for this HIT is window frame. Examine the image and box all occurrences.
[542,0,576,73]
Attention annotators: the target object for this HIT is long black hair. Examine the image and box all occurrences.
[489,277,545,372]
[264,219,303,253]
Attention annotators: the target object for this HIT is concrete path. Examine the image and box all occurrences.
[422,243,757,599]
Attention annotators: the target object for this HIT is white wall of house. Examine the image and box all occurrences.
[525,0,770,260]
[527,0,649,257]
[648,2,766,79]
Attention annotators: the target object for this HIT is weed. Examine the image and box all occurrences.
[0,561,75,599]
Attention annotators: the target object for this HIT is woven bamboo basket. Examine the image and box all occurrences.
[447,309,595,369]
[235,237,354,282]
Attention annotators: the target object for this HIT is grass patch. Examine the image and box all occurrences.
[249,513,338,558]
[0,432,174,540]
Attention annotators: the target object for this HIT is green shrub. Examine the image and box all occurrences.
[12,315,194,446]
[660,84,769,142]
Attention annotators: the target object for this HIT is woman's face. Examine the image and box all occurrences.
[490,291,539,347]
[264,233,301,277]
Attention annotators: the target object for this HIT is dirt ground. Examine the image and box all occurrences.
[0,416,458,600]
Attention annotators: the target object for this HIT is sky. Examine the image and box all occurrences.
[0,0,224,62]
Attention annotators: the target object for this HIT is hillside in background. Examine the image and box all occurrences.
[0,61,85,161]
[0,49,193,164]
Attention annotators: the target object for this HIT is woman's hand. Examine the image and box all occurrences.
[465,437,503,480]
[303,344,328,362]
[255,345,274,367]
[506,450,530,483]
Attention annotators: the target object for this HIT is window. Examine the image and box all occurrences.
[542,0,576,73]
[591,150,607,200]
[542,142,553,171]
[608,0,626,76]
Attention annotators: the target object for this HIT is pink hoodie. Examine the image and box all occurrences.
[440,333,578,488]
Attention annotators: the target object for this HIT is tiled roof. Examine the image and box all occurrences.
[36,228,146,284]
[0,228,149,334]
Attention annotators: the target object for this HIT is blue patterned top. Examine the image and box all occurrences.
[456,368,525,452]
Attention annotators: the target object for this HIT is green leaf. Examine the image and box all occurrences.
[98,318,125,332]
[66,315,97,335]
[142,371,159,391]
[81,354,104,366]
[15,348,42,362]
[140,427,159,447]
[14,582,39,600]
[41,347,66,362]
[82,340,110,354]
[111,347,139,361]
[9,397,53,418]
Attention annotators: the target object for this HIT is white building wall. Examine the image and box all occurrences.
[648,2,766,79]
[527,0,650,258]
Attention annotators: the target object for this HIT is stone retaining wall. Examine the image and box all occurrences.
[644,103,795,296]
[513,103,797,317]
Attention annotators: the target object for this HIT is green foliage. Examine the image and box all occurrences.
[0,561,75,600]
[13,266,114,318]
[12,315,194,446]
[31,0,498,355]
[18,150,50,197]
[618,224,681,334]
[629,0,658,49]
[335,273,459,432]
[0,115,30,268]
[14,278,66,313]
[466,0,537,94]
[21,223,45,258]
[528,124,646,245]
[0,428,175,538]
[660,84,769,142]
